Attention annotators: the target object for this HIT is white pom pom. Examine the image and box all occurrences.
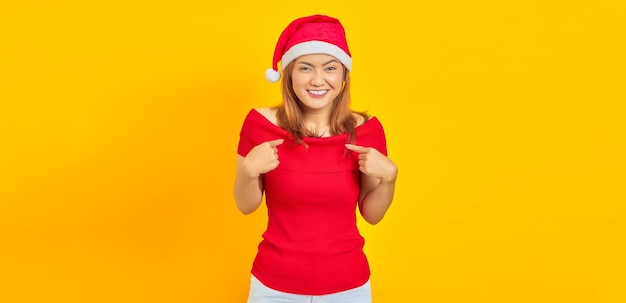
[265,68,281,82]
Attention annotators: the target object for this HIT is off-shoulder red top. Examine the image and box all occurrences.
[237,109,387,295]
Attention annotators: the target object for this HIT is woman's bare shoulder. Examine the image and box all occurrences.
[255,107,278,125]
[352,112,369,127]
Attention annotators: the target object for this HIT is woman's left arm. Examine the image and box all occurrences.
[345,144,398,225]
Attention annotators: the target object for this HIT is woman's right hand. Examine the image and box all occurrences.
[241,139,284,178]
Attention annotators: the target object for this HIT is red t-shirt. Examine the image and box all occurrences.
[237,109,388,295]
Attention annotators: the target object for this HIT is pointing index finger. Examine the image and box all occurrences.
[269,139,284,147]
[345,144,370,153]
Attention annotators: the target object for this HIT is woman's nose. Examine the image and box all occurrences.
[310,72,324,86]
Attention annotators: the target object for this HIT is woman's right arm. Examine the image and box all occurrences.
[233,155,264,214]
[233,139,284,214]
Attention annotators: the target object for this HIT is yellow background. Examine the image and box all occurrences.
[1,1,625,302]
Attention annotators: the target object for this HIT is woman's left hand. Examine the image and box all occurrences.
[345,144,398,183]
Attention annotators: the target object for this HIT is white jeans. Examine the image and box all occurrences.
[247,275,372,303]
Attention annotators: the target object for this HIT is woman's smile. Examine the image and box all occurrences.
[307,89,329,97]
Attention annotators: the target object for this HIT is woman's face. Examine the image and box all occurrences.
[291,54,345,115]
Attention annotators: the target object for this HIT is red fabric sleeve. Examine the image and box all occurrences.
[237,109,287,157]
[356,117,388,156]
[237,110,258,157]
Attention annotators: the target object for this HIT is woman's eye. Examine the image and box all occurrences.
[326,66,337,71]
[299,66,311,71]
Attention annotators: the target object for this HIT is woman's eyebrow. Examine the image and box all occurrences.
[297,59,339,66]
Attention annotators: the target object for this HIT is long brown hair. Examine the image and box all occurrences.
[275,61,368,144]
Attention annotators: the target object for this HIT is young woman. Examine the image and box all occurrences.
[234,15,398,303]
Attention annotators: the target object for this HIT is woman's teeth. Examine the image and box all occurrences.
[308,90,328,95]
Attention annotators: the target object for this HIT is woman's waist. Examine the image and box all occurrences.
[258,232,365,257]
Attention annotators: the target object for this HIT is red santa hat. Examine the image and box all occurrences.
[265,14,352,82]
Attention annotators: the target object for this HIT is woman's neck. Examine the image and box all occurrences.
[302,111,331,137]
